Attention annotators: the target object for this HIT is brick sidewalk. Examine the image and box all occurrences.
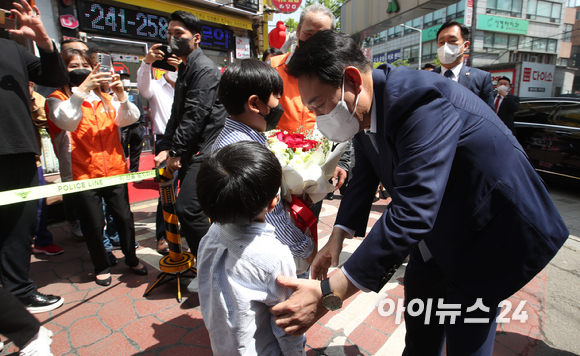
[0,193,548,356]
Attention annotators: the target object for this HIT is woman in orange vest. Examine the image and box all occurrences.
[46,49,148,286]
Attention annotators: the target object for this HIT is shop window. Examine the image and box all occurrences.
[564,24,572,42]
[447,0,466,20]
[424,9,443,28]
[527,0,561,23]
[388,25,402,39]
[547,39,557,53]
[487,0,522,17]
[422,40,437,60]
[403,45,420,63]
[483,32,519,51]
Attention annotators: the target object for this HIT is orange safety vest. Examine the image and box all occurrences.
[46,90,129,181]
[270,53,316,133]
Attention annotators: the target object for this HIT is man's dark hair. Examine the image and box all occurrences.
[263,47,283,61]
[61,38,85,46]
[170,11,202,36]
[197,141,282,225]
[287,30,372,87]
[436,19,470,43]
[423,63,436,70]
[498,76,511,85]
[218,59,283,116]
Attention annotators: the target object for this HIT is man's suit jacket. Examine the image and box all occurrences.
[495,93,520,135]
[433,65,495,111]
[338,64,568,302]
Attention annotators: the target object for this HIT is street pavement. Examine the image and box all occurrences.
[1,180,579,356]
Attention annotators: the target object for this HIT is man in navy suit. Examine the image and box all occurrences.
[270,30,569,356]
[433,20,495,111]
[494,76,520,135]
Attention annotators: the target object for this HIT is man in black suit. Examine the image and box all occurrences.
[433,20,495,110]
[494,76,520,135]
[269,30,569,356]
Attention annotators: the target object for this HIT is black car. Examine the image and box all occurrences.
[514,97,580,184]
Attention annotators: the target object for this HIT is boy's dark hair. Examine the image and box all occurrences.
[287,30,372,88]
[498,76,511,85]
[218,58,283,116]
[436,19,470,43]
[170,11,202,36]
[263,47,283,61]
[197,141,282,225]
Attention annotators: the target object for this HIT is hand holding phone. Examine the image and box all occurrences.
[151,45,177,72]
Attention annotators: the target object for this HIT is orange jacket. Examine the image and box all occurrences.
[270,53,316,133]
[46,89,129,181]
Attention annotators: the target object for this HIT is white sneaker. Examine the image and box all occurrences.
[1,340,4,352]
[187,277,199,293]
[19,326,53,356]
[69,220,84,241]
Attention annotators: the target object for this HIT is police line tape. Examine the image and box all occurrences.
[0,170,157,206]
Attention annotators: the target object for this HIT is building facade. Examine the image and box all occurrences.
[355,0,575,97]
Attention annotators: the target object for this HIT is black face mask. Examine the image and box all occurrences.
[259,102,284,131]
[169,36,193,57]
[69,69,91,87]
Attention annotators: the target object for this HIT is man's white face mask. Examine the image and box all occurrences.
[437,42,465,65]
[315,75,360,143]
[166,71,178,82]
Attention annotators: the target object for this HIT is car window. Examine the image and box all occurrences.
[555,102,580,128]
[515,102,558,125]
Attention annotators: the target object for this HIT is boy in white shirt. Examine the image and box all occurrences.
[197,141,306,356]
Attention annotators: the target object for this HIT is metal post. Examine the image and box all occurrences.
[401,24,422,70]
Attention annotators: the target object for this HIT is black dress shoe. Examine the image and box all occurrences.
[19,292,64,314]
[95,275,112,286]
[108,251,117,266]
[131,264,148,276]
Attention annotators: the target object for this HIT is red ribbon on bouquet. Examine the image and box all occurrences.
[289,195,318,243]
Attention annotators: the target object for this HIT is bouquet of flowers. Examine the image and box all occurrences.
[266,129,347,205]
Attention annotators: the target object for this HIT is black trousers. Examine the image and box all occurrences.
[123,124,144,173]
[71,184,139,275]
[154,137,167,242]
[0,287,40,347]
[402,247,500,356]
[0,154,39,299]
[176,160,210,257]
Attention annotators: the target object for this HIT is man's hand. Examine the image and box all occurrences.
[167,56,182,70]
[333,167,348,190]
[77,64,112,93]
[167,156,182,173]
[154,150,169,168]
[9,1,53,52]
[143,44,165,65]
[306,243,318,266]
[270,276,327,335]
[311,227,348,279]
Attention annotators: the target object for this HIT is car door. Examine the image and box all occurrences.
[514,101,554,170]
[543,101,580,180]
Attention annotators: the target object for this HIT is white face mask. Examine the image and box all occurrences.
[497,85,509,93]
[437,42,465,65]
[166,71,178,82]
[315,76,360,143]
[122,79,131,88]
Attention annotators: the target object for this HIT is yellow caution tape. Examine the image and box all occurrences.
[0,170,157,206]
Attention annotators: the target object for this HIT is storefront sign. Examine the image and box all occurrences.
[490,69,516,94]
[235,37,250,59]
[373,53,386,63]
[79,2,233,51]
[422,18,464,42]
[465,0,473,27]
[272,0,302,14]
[476,14,529,35]
[520,62,554,98]
[386,49,401,63]
[60,14,78,29]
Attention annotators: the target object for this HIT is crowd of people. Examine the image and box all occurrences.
[0,1,570,356]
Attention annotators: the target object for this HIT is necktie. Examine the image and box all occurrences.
[444,70,453,80]
[495,95,500,113]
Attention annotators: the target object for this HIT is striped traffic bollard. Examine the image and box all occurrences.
[143,168,196,302]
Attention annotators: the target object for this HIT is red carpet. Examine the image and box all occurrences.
[127,152,160,204]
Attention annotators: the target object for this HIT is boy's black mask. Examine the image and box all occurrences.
[259,102,284,131]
